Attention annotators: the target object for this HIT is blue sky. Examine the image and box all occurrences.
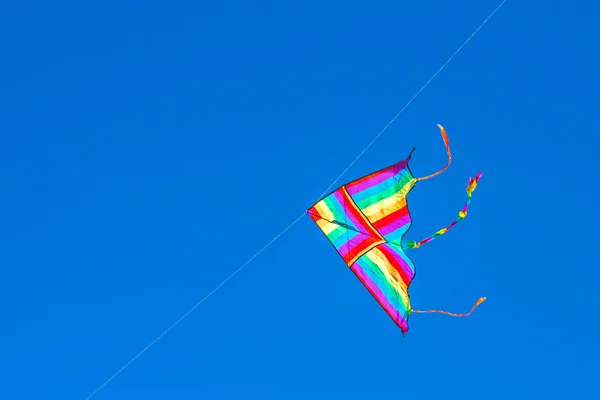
[1,1,599,399]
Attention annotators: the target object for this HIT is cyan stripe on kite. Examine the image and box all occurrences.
[322,194,362,232]
[330,227,361,250]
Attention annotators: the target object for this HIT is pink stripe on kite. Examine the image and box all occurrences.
[346,162,406,195]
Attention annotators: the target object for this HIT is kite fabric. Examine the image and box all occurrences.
[307,125,485,335]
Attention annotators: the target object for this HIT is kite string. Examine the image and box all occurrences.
[83,212,306,400]
[317,0,508,200]
[84,1,508,398]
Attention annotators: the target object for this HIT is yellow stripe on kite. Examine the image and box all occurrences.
[365,247,410,305]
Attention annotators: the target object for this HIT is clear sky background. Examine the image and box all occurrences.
[1,1,599,399]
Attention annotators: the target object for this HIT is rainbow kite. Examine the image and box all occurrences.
[308,125,485,334]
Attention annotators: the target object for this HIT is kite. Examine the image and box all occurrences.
[307,125,485,335]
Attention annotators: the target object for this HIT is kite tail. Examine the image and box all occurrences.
[404,171,482,250]
[416,124,452,181]
[411,297,487,317]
